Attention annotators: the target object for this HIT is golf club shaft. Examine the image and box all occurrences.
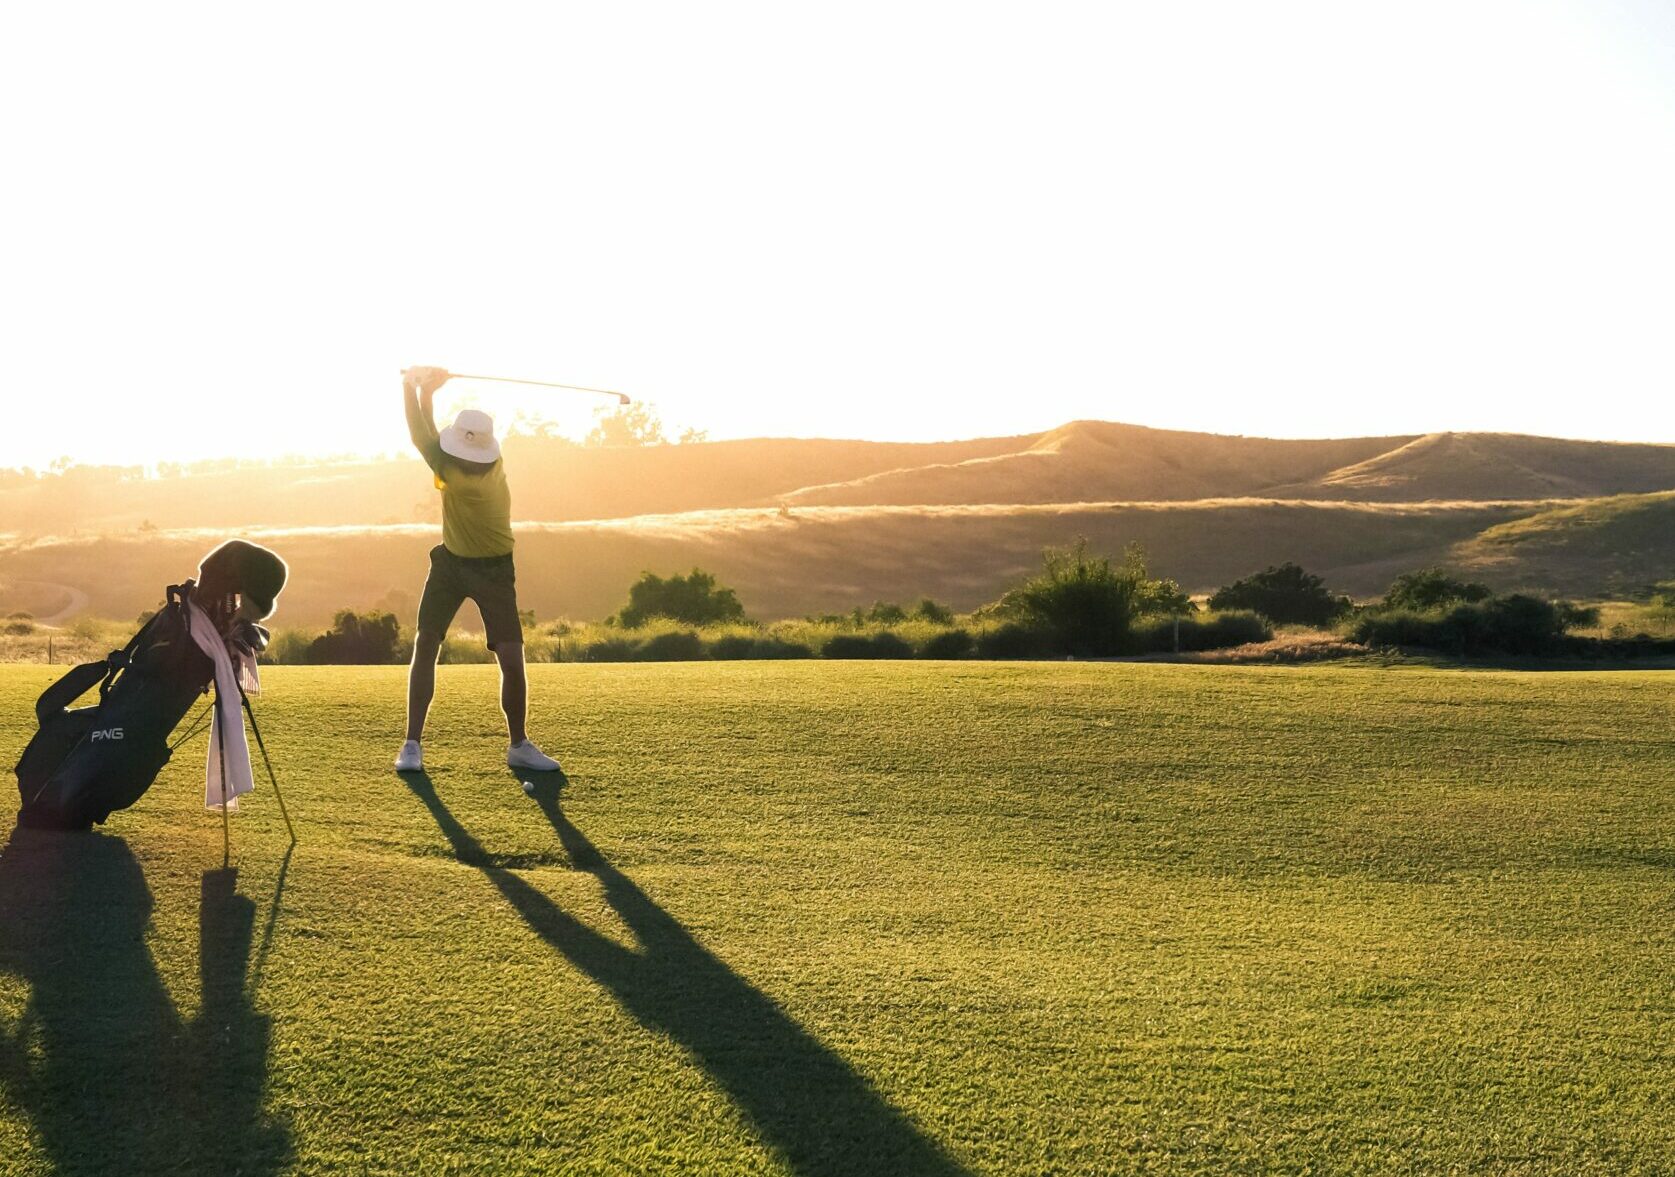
[446,373,631,405]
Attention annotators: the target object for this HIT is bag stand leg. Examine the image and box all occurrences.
[216,691,232,870]
[240,686,297,846]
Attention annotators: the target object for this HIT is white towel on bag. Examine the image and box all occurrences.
[185,602,256,811]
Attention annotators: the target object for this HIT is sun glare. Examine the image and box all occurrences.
[2,2,1673,470]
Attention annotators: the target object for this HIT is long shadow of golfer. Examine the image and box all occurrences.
[0,826,290,1175]
[400,771,969,1177]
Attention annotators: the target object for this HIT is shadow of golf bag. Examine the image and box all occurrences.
[15,583,215,831]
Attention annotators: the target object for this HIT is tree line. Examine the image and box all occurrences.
[267,541,1645,665]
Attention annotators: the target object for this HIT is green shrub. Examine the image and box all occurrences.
[307,610,402,664]
[1189,611,1271,650]
[1351,608,1440,651]
[974,623,1054,659]
[820,632,913,659]
[437,633,493,664]
[913,598,955,624]
[615,569,746,627]
[1209,563,1350,626]
[1350,594,1578,656]
[3,620,35,636]
[708,634,811,660]
[1556,602,1601,630]
[1135,579,1195,617]
[752,637,812,660]
[992,539,1154,655]
[1177,611,1270,651]
[582,637,642,662]
[1648,594,1675,627]
[1130,611,1272,652]
[868,632,914,659]
[520,630,564,663]
[1128,616,1176,652]
[920,629,975,659]
[1380,568,1493,611]
[822,634,876,659]
[708,634,758,660]
[264,628,313,665]
[866,601,908,624]
[68,615,114,642]
[637,630,707,661]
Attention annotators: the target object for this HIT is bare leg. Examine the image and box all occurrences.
[406,631,443,743]
[494,642,528,746]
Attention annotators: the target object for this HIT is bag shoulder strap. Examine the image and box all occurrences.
[34,660,113,726]
[30,581,199,727]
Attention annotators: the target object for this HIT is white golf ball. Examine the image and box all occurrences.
[522,780,536,794]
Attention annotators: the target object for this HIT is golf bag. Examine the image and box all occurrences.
[15,582,215,830]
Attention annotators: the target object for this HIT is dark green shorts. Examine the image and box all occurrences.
[416,545,524,649]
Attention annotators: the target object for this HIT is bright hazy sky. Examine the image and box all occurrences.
[3,1,1673,469]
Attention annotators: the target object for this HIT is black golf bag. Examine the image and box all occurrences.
[15,583,215,830]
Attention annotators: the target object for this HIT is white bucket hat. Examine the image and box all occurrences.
[439,408,501,464]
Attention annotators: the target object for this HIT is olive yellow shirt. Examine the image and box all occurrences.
[407,400,515,558]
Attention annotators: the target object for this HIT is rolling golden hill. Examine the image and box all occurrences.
[1450,491,1675,597]
[784,423,1675,507]
[0,434,1030,534]
[2,421,1671,625]
[0,499,1543,627]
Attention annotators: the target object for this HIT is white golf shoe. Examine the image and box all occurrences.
[394,740,424,772]
[507,739,561,772]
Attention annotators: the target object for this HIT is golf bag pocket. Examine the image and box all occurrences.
[17,699,178,830]
[15,702,98,820]
[15,598,211,829]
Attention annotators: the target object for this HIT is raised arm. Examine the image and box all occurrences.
[403,366,451,453]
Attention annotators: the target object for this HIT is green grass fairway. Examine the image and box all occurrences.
[2,663,1673,1174]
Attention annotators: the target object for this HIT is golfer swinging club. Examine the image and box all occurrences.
[395,366,561,775]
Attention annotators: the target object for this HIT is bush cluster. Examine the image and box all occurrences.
[807,599,959,627]
[1349,594,1592,657]
[822,632,914,659]
[261,545,1277,664]
[709,635,812,660]
[1131,611,1272,652]
[614,569,744,628]
[921,629,975,659]
[1379,568,1492,611]
[304,610,404,665]
[1208,563,1349,627]
[990,540,1194,656]
[261,607,1274,666]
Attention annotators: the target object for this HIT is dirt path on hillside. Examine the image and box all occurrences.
[27,582,90,626]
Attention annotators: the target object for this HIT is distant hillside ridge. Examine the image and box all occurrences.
[1269,432,1675,501]
[5,422,1674,538]
[782,422,1675,508]
[0,498,1543,626]
[779,421,1415,506]
[0,433,1032,535]
[1450,490,1675,596]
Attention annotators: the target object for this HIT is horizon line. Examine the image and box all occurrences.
[5,417,1675,475]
